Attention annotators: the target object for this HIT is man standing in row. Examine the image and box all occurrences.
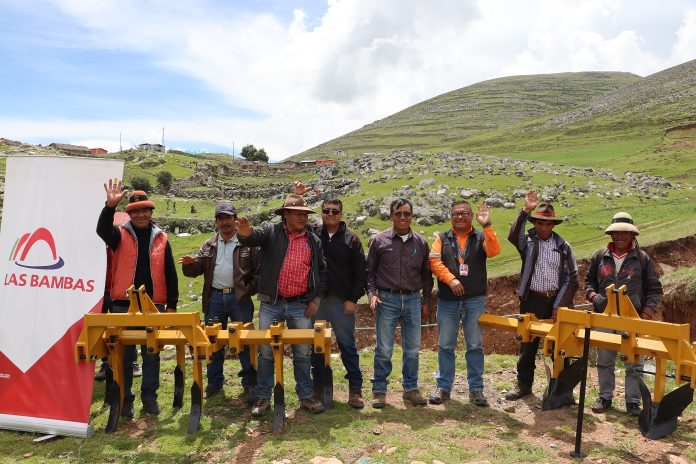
[367,198,433,408]
[505,190,578,401]
[180,201,260,402]
[586,212,663,416]
[97,181,179,417]
[236,194,327,416]
[429,201,501,407]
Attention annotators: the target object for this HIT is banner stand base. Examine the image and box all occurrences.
[0,414,93,438]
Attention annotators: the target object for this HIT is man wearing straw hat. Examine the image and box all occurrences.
[586,212,663,416]
[505,189,579,401]
[236,194,327,416]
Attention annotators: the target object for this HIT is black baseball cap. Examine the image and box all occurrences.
[215,201,237,217]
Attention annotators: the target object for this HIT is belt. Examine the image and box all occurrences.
[277,294,304,303]
[378,287,419,295]
[529,289,558,298]
[212,287,234,294]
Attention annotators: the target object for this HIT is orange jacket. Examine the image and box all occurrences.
[111,226,168,304]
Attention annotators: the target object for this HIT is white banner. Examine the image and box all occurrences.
[0,156,123,436]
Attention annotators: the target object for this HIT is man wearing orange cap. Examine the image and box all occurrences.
[586,212,663,416]
[97,179,179,418]
[505,189,579,401]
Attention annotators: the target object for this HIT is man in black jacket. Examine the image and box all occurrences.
[236,194,328,417]
[308,197,367,408]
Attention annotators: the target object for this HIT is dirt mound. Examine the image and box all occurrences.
[353,235,696,354]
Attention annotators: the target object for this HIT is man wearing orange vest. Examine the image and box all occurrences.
[97,179,179,418]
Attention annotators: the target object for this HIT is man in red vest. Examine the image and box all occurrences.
[97,179,179,418]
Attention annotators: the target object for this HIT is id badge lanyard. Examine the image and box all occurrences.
[453,231,473,277]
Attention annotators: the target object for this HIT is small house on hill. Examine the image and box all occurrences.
[90,148,108,155]
[315,159,336,166]
[48,143,91,156]
[138,143,166,152]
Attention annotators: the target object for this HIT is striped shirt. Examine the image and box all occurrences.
[530,236,560,292]
[277,227,312,297]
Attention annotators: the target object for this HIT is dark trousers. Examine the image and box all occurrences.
[516,293,555,386]
[111,300,164,403]
[204,290,255,390]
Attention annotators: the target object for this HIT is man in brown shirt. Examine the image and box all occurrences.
[367,198,433,408]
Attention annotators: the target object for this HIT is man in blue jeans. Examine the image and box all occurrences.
[367,198,433,408]
[308,197,367,408]
[180,201,260,402]
[236,193,327,416]
[429,200,502,407]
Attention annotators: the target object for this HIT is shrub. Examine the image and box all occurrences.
[130,177,151,192]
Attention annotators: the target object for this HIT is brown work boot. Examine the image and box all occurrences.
[402,389,427,406]
[372,392,386,409]
[300,397,325,414]
[428,387,450,405]
[505,383,532,401]
[348,389,364,409]
[469,390,489,407]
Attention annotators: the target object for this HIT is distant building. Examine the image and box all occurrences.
[315,159,336,166]
[138,143,166,152]
[332,149,346,157]
[48,143,91,156]
[299,160,316,166]
[90,148,108,155]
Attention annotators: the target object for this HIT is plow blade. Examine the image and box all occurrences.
[542,358,582,410]
[272,383,285,435]
[173,365,184,409]
[104,367,121,433]
[188,382,202,435]
[246,368,258,406]
[638,380,694,440]
[322,365,333,410]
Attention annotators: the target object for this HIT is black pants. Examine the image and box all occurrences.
[516,293,555,386]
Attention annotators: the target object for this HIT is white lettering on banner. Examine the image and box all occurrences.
[4,273,95,292]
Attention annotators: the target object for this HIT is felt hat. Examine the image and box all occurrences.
[274,194,315,215]
[605,212,639,235]
[529,203,563,224]
[125,190,155,212]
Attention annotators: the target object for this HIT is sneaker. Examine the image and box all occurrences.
[142,400,161,415]
[626,402,641,416]
[251,397,270,417]
[121,400,135,419]
[591,397,612,413]
[205,386,222,399]
[300,397,325,414]
[348,389,365,409]
[505,384,532,401]
[469,390,489,407]
[94,363,107,381]
[402,389,427,406]
[132,362,143,378]
[428,387,451,405]
[372,392,386,409]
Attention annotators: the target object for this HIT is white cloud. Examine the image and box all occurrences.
[7,0,696,160]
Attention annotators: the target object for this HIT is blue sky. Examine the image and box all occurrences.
[1,0,695,160]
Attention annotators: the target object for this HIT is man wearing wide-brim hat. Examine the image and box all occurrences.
[505,189,579,402]
[585,212,663,416]
[236,193,328,417]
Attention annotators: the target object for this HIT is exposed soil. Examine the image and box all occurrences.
[353,235,696,354]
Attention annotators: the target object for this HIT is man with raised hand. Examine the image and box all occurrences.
[505,189,578,401]
[586,212,663,416]
[97,179,179,418]
[367,198,433,408]
[180,201,260,403]
[235,193,327,417]
[429,201,501,407]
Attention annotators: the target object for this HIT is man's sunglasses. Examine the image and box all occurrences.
[393,211,412,218]
[322,208,341,215]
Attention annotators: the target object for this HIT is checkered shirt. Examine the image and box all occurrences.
[277,227,312,297]
[529,236,560,292]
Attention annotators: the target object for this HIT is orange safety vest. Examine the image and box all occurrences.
[111,225,168,304]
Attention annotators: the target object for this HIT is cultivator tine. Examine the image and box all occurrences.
[272,383,285,435]
[173,345,185,408]
[246,368,257,406]
[542,358,582,410]
[639,379,694,440]
[105,377,121,434]
[188,381,202,434]
[322,365,333,410]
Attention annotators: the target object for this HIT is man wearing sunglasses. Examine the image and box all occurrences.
[367,198,433,408]
[301,191,367,409]
[429,201,501,407]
